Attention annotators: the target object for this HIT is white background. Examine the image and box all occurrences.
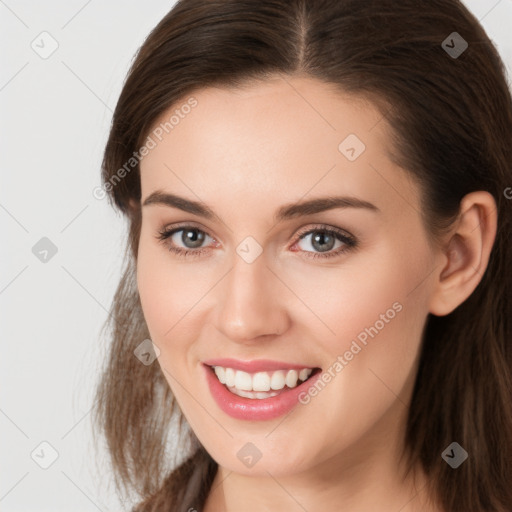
[1,1,511,510]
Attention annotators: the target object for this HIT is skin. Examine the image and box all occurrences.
[135,75,497,512]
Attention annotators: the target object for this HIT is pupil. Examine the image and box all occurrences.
[312,232,334,252]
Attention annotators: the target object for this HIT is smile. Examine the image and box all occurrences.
[203,359,322,420]
[212,366,314,398]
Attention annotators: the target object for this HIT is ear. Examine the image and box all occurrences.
[428,191,497,316]
[127,197,140,213]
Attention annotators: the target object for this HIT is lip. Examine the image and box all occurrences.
[202,358,315,373]
[203,363,322,421]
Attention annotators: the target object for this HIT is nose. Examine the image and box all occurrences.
[213,251,290,344]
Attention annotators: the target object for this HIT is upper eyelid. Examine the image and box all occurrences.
[159,221,213,235]
[296,224,354,239]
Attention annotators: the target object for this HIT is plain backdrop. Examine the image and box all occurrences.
[1,1,511,511]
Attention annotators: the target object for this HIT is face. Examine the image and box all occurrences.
[136,76,439,478]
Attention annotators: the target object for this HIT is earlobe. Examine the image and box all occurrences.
[428,191,497,317]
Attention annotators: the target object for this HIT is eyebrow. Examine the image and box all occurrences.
[142,190,380,222]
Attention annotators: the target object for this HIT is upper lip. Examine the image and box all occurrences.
[203,358,317,373]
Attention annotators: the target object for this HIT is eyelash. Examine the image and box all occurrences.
[155,223,358,260]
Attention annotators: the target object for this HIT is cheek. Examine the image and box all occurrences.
[136,244,173,339]
[291,241,426,358]
[136,239,198,403]
[136,229,202,339]
[304,235,431,427]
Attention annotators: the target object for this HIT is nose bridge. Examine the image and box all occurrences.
[214,249,288,342]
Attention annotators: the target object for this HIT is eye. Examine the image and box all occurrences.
[156,224,215,258]
[156,223,358,260]
[292,224,357,259]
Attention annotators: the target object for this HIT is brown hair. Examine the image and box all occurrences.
[92,1,512,510]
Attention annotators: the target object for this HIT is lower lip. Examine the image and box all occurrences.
[203,365,322,421]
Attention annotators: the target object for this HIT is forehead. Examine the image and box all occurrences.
[139,76,417,220]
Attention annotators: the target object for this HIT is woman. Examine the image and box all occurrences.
[92,1,512,510]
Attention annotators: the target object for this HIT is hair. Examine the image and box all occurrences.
[91,0,512,511]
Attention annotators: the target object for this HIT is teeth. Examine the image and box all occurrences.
[253,372,271,391]
[225,367,235,387]
[285,369,299,388]
[229,388,281,399]
[212,366,313,393]
[234,370,253,391]
[214,366,226,384]
[299,368,310,381]
[270,370,286,390]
